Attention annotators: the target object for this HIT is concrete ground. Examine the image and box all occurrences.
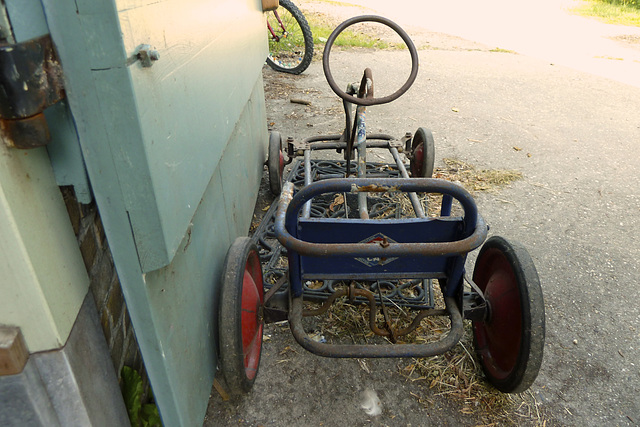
[341,0,640,88]
[205,1,640,425]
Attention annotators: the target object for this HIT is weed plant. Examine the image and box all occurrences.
[574,0,640,26]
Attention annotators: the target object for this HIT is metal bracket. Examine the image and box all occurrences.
[0,34,65,149]
[127,44,160,68]
[462,274,489,321]
[462,291,488,322]
[263,275,289,323]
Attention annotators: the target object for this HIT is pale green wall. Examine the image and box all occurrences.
[0,143,89,352]
[143,80,267,424]
[67,0,268,273]
[39,0,269,425]
[0,0,89,354]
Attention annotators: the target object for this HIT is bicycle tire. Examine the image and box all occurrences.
[266,0,313,74]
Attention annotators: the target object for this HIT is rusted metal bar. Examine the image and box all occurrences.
[263,275,287,305]
[302,284,448,338]
[355,101,369,218]
[353,287,395,337]
[377,283,397,343]
[302,287,349,317]
[275,179,487,258]
[302,286,388,336]
[302,134,394,145]
[389,146,425,218]
[323,16,419,107]
[289,294,463,358]
[345,85,357,176]
[263,275,289,323]
[354,69,372,218]
[359,68,374,99]
[302,149,313,218]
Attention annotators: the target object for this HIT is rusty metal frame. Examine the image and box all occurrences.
[322,15,419,107]
[264,14,492,359]
[275,178,488,259]
[286,134,402,157]
[289,294,463,358]
[272,177,487,358]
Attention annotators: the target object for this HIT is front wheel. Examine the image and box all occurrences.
[409,127,435,178]
[218,237,264,395]
[266,0,314,74]
[472,236,545,393]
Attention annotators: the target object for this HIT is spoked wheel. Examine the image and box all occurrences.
[472,236,545,393]
[268,131,285,196]
[266,0,314,74]
[218,237,264,395]
[409,127,435,178]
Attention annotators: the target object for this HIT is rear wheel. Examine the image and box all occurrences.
[472,236,545,393]
[218,237,264,395]
[268,131,284,196]
[266,0,314,74]
[409,127,435,178]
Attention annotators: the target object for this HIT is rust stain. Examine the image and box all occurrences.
[351,184,399,193]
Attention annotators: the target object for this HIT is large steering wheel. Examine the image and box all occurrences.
[322,15,419,106]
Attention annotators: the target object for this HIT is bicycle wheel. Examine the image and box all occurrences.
[266,0,313,75]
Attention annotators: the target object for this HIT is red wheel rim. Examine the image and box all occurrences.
[279,151,285,175]
[411,142,424,177]
[241,251,263,380]
[473,248,522,380]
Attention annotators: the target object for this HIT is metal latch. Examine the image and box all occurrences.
[0,34,65,149]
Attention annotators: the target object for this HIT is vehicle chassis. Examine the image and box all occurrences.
[217,15,545,396]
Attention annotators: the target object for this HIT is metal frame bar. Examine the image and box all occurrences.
[275,178,486,258]
[288,294,463,358]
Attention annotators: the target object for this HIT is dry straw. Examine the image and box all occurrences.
[302,159,544,425]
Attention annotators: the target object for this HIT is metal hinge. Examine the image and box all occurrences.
[0,34,66,149]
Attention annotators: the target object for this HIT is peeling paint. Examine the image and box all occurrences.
[352,184,399,193]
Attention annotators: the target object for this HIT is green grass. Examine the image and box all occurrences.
[489,47,517,54]
[572,0,640,26]
[305,12,406,49]
[603,0,639,8]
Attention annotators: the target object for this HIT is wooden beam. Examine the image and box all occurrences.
[0,326,28,375]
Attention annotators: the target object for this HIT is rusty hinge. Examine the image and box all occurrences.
[0,34,65,149]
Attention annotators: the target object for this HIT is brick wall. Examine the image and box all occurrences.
[60,186,149,397]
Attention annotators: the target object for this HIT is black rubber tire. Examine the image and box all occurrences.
[472,236,545,393]
[410,127,435,178]
[266,0,314,75]
[268,131,284,196]
[218,237,264,395]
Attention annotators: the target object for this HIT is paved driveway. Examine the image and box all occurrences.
[343,0,640,87]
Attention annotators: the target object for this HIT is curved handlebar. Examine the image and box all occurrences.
[322,16,419,106]
[274,178,487,258]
